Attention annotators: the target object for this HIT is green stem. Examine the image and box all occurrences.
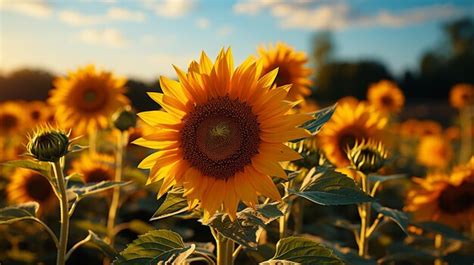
[216,233,233,265]
[459,106,472,163]
[279,182,291,239]
[89,130,97,154]
[358,173,371,258]
[106,131,126,246]
[434,233,443,265]
[53,160,69,265]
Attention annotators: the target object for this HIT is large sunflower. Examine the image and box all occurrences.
[0,101,26,136]
[367,80,405,113]
[69,153,115,183]
[135,48,311,219]
[258,42,312,101]
[317,100,387,167]
[450,83,473,109]
[48,65,129,134]
[405,158,474,230]
[6,169,57,215]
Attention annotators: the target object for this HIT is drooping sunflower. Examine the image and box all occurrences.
[367,80,405,113]
[405,158,474,230]
[48,65,129,134]
[6,169,57,214]
[258,42,312,101]
[417,135,453,169]
[0,101,26,136]
[317,101,387,167]
[69,153,115,183]
[134,48,311,219]
[449,83,473,109]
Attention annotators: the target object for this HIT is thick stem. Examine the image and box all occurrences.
[53,161,69,265]
[89,130,97,154]
[106,131,126,246]
[459,106,472,163]
[293,200,304,235]
[279,182,291,239]
[434,233,443,265]
[216,233,233,265]
[358,173,371,258]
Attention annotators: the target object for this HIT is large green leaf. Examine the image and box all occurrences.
[115,229,193,264]
[266,237,343,265]
[292,169,374,205]
[2,159,53,178]
[150,189,189,221]
[372,202,409,234]
[0,202,39,224]
[205,204,283,249]
[302,104,337,135]
[412,221,467,240]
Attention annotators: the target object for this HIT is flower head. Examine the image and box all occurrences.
[258,42,312,101]
[135,48,311,219]
[417,135,452,169]
[69,153,114,183]
[346,139,388,173]
[367,80,405,113]
[48,65,129,134]
[113,107,137,131]
[450,83,473,109]
[0,101,26,136]
[27,126,70,162]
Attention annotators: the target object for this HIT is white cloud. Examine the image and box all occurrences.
[196,17,210,29]
[58,7,145,26]
[217,25,233,37]
[0,0,52,18]
[77,28,127,48]
[141,0,196,18]
[233,0,468,30]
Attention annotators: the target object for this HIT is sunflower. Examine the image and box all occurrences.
[338,96,359,108]
[27,101,55,126]
[398,119,419,138]
[6,169,57,214]
[258,42,312,101]
[0,101,26,136]
[69,153,115,183]
[367,80,405,113]
[416,120,442,137]
[417,135,452,169]
[134,48,311,219]
[405,159,474,230]
[48,65,129,134]
[450,83,473,109]
[317,101,387,167]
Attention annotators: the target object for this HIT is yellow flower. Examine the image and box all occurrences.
[450,83,473,109]
[405,159,474,230]
[258,42,312,101]
[135,48,311,219]
[417,135,453,169]
[27,101,54,126]
[0,101,26,136]
[69,153,115,183]
[6,169,57,215]
[417,120,443,137]
[367,80,405,113]
[48,65,129,134]
[317,101,387,167]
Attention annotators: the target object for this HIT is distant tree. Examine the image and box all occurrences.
[126,79,162,112]
[312,31,334,71]
[0,69,54,101]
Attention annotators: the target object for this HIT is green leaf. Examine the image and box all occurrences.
[292,169,374,205]
[268,237,343,265]
[150,189,189,221]
[69,144,88,153]
[372,202,409,234]
[368,174,406,183]
[2,159,53,178]
[69,180,130,200]
[116,229,190,264]
[302,104,337,135]
[151,244,195,264]
[0,202,39,224]
[86,230,120,259]
[413,221,467,240]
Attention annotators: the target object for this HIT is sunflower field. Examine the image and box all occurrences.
[1,6,474,265]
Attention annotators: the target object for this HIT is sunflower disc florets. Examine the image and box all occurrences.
[346,139,388,173]
[27,126,71,162]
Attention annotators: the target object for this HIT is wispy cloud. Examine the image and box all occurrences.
[77,28,127,48]
[0,0,52,18]
[233,1,468,30]
[196,17,210,29]
[141,0,196,18]
[58,7,145,26]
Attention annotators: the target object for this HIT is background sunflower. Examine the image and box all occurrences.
[367,80,405,113]
[69,153,115,183]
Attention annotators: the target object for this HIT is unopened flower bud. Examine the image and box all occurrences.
[27,127,70,162]
[346,139,388,173]
[113,108,137,131]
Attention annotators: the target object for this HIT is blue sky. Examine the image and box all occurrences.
[1,0,473,81]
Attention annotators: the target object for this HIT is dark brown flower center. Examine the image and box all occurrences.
[380,95,394,107]
[25,173,53,202]
[271,65,291,87]
[31,110,41,121]
[84,168,112,183]
[78,88,108,112]
[0,113,18,132]
[180,96,260,180]
[438,182,474,214]
[337,127,368,158]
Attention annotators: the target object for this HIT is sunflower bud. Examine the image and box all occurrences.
[27,127,70,162]
[112,107,137,131]
[346,139,388,173]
